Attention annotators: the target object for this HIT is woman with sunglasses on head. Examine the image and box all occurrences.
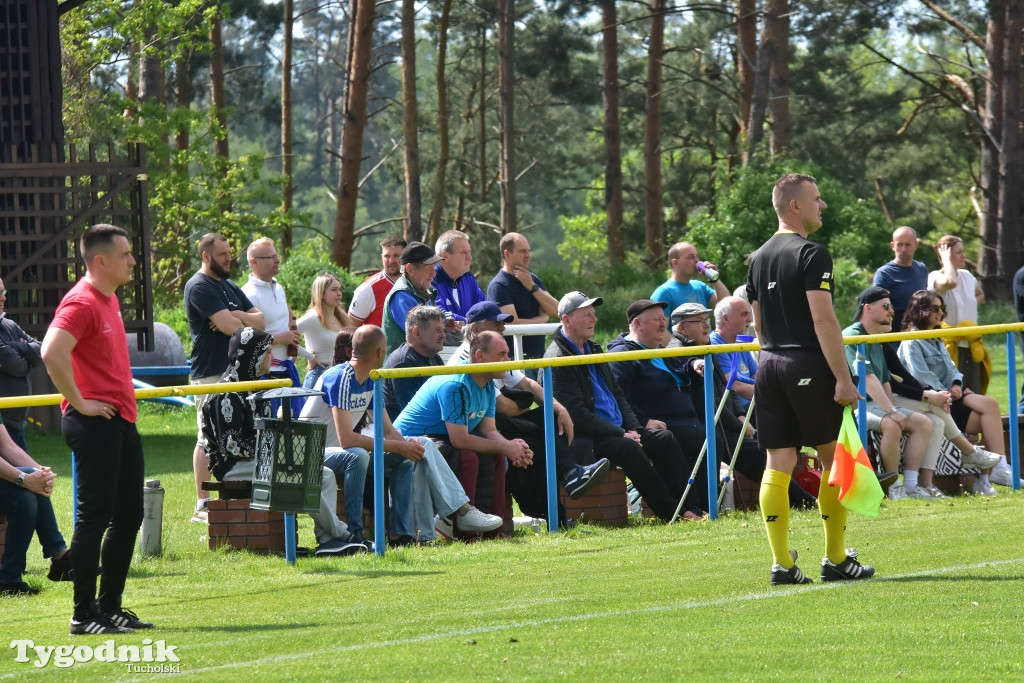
[897,289,1013,495]
[298,273,354,389]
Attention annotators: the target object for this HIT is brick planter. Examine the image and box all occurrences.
[560,468,628,527]
[207,498,286,553]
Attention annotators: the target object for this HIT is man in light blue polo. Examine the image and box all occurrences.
[651,241,730,313]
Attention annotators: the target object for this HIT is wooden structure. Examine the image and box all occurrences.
[0,0,154,348]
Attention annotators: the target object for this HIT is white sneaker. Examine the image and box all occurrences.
[961,446,1001,469]
[972,479,999,497]
[454,506,503,534]
[190,499,209,524]
[990,464,1015,487]
[906,486,933,500]
[923,485,948,499]
[433,514,454,541]
[887,483,907,501]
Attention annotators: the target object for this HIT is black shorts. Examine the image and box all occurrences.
[754,349,844,450]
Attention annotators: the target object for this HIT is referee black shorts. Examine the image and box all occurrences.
[754,348,844,451]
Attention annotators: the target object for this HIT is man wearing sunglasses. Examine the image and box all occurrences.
[843,287,936,500]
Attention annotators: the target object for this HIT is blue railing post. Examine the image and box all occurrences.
[71,451,77,529]
[1007,332,1021,491]
[703,353,718,520]
[542,367,559,532]
[856,342,868,450]
[284,514,297,564]
[372,381,386,556]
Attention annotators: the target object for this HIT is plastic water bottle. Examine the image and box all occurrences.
[139,479,164,557]
[697,261,719,281]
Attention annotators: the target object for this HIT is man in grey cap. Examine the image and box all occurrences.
[382,241,461,353]
[543,291,690,522]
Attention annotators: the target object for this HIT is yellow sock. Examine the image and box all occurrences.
[760,469,792,567]
[818,470,848,564]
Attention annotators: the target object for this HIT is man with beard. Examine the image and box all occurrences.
[349,235,407,327]
[184,233,265,523]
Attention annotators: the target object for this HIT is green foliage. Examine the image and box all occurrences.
[556,212,605,277]
[275,244,363,315]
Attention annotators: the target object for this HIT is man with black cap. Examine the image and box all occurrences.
[382,241,461,354]
[451,301,611,521]
[544,292,690,523]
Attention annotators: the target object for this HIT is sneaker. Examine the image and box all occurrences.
[923,485,948,499]
[190,499,209,524]
[961,447,1001,469]
[564,458,611,499]
[434,514,454,541]
[314,538,371,557]
[96,604,154,630]
[906,486,934,500]
[771,550,812,586]
[877,471,899,491]
[70,614,132,635]
[821,548,875,582]
[47,551,74,582]
[972,479,998,497]
[0,581,39,597]
[887,483,907,500]
[454,506,503,534]
[990,464,1015,487]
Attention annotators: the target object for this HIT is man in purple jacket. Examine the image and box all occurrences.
[432,230,486,323]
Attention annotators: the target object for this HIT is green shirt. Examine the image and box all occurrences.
[842,321,890,384]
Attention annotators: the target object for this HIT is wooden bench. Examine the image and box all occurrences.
[202,481,287,553]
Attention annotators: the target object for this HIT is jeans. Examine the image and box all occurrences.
[323,447,371,538]
[408,437,469,541]
[302,364,327,390]
[62,410,144,618]
[0,467,67,583]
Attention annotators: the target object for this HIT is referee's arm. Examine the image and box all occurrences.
[807,290,861,406]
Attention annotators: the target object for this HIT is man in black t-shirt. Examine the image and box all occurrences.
[183,233,264,522]
[486,233,560,363]
[747,173,871,586]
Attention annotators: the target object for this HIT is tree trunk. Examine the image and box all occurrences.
[644,0,666,264]
[332,0,376,268]
[746,2,773,160]
[602,0,625,265]
[767,0,790,155]
[478,27,487,203]
[427,0,453,245]
[281,0,295,254]
[979,0,1005,292]
[174,51,192,152]
[498,0,517,233]
[736,0,757,140]
[997,0,1023,296]
[400,0,422,242]
[210,9,231,213]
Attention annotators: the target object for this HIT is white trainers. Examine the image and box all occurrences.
[923,485,947,499]
[433,514,454,541]
[455,506,503,534]
[990,464,1015,487]
[961,446,1001,469]
[887,483,907,501]
[906,486,933,500]
[972,479,998,497]
[190,499,209,524]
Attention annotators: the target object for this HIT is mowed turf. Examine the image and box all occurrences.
[2,403,1023,681]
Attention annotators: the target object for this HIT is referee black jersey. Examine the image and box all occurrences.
[747,232,835,350]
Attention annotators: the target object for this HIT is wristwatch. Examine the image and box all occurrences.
[529,284,539,293]
[15,472,25,487]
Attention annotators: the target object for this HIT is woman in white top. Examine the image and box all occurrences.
[297,273,355,388]
[927,234,984,391]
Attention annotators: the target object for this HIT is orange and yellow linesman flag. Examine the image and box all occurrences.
[827,406,884,517]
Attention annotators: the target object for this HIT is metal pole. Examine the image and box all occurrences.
[372,381,386,555]
[704,352,718,520]
[856,343,868,450]
[71,451,77,529]
[1007,332,1020,490]
[284,513,296,564]
[543,367,558,532]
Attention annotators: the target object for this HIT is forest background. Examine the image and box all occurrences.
[59,0,1024,340]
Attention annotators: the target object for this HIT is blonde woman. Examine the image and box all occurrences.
[297,273,354,388]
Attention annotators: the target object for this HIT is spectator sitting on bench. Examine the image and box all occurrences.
[329,325,503,544]
[395,331,533,539]
[200,326,369,557]
[448,301,611,525]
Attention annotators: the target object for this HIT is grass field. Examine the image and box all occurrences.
[2,401,1023,681]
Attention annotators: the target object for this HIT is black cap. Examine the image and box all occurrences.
[626,299,668,324]
[853,286,890,322]
[400,241,442,265]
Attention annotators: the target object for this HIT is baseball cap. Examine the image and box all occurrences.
[626,299,668,324]
[670,302,712,325]
[400,241,442,265]
[853,286,890,322]
[557,291,603,317]
[465,301,514,324]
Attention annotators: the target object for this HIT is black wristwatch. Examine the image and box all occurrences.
[529,284,539,293]
[15,472,25,487]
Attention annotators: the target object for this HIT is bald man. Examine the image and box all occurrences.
[873,226,928,334]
